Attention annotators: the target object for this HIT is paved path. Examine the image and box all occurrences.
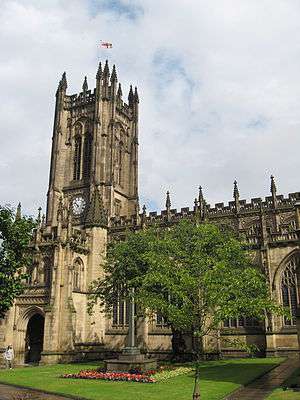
[225,357,300,400]
[0,383,74,400]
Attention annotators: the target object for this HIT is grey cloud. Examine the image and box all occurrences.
[0,0,300,217]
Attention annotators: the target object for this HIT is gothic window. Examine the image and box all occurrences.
[223,317,259,328]
[281,257,299,326]
[73,136,82,181]
[112,299,130,327]
[118,147,123,186]
[83,134,92,179]
[73,258,84,291]
[114,142,123,187]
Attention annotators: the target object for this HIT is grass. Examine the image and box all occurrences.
[0,358,284,400]
[268,367,300,399]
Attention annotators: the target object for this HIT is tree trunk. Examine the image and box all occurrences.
[193,362,201,399]
[171,327,186,361]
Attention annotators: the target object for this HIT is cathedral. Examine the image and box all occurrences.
[1,61,300,365]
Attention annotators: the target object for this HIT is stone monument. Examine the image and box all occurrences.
[104,291,157,371]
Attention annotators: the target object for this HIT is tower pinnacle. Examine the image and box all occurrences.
[128,85,134,105]
[166,191,171,210]
[96,62,102,79]
[15,202,22,221]
[82,76,88,92]
[111,64,117,83]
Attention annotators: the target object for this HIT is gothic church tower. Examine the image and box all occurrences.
[47,60,139,226]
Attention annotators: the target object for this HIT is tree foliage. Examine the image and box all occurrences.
[0,205,36,318]
[90,219,283,355]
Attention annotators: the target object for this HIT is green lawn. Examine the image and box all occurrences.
[268,368,300,400]
[0,358,284,400]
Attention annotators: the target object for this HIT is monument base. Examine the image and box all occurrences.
[104,347,157,372]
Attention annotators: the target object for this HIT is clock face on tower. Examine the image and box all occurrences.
[72,196,86,216]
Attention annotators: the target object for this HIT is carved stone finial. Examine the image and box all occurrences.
[111,64,117,83]
[142,204,147,215]
[117,83,123,98]
[57,72,67,92]
[37,207,42,223]
[82,76,88,92]
[96,62,102,79]
[166,191,171,210]
[134,86,139,103]
[198,186,204,204]
[233,180,239,199]
[270,175,277,195]
[198,186,207,220]
[15,202,21,221]
[233,180,240,213]
[270,175,278,208]
[103,60,110,78]
[128,85,134,105]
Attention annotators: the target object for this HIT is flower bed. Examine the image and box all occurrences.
[62,370,155,383]
[61,365,193,383]
[154,366,192,382]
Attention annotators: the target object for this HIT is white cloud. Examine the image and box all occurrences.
[0,0,300,216]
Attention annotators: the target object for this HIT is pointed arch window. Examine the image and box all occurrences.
[73,258,84,292]
[73,136,82,181]
[118,147,123,186]
[281,256,299,326]
[112,300,130,326]
[83,133,92,179]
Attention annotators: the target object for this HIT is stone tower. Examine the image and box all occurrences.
[47,60,139,226]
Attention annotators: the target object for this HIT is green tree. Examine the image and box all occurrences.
[89,219,283,398]
[0,204,36,318]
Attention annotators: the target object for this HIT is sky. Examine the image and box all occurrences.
[1,0,300,217]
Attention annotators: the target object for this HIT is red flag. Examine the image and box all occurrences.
[100,41,113,49]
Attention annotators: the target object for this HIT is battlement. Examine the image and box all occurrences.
[109,178,300,248]
[64,90,96,110]
[110,191,300,229]
[57,60,138,118]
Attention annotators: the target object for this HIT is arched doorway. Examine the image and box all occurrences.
[25,314,45,364]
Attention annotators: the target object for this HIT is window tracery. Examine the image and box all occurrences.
[73,135,82,181]
[83,133,92,179]
[112,299,130,326]
[73,123,92,181]
[223,317,259,328]
[281,256,299,326]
